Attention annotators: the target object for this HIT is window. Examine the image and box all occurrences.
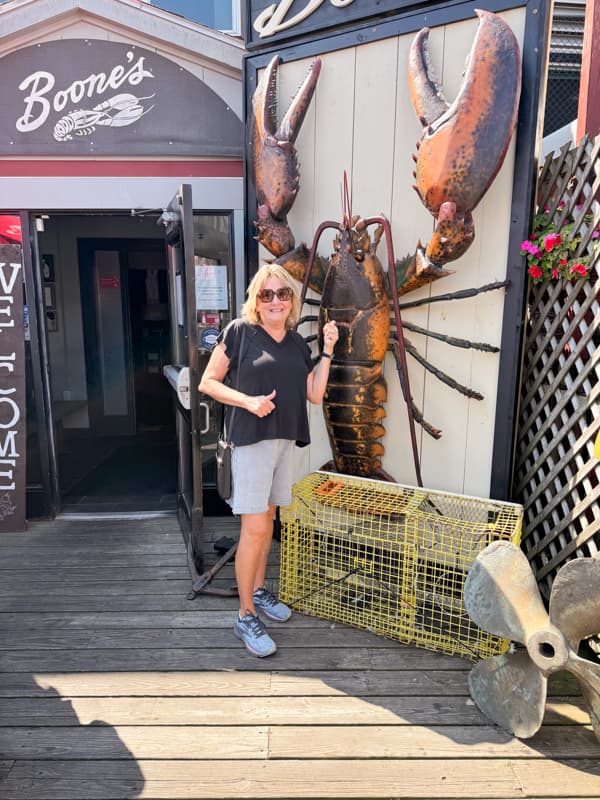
[144,0,241,36]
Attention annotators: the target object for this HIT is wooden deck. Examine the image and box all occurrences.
[1,514,599,799]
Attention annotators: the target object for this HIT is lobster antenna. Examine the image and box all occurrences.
[342,170,352,228]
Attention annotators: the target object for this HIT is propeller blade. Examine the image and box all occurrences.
[464,541,549,643]
[566,651,600,743]
[469,650,547,738]
[549,557,600,649]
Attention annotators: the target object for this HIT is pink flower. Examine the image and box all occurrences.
[521,240,541,256]
[552,268,559,279]
[569,263,588,277]
[592,229,600,239]
[544,232,562,251]
[528,265,543,279]
[559,258,567,266]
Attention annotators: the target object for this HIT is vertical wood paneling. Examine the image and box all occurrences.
[419,14,484,495]
[277,9,524,496]
[462,8,525,496]
[388,24,446,486]
[310,49,357,241]
[351,38,398,213]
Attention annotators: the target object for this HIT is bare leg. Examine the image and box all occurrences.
[236,504,276,617]
[253,504,276,592]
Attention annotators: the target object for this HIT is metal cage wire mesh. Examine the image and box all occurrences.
[280,472,523,661]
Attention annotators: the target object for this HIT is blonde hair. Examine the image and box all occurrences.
[241,263,301,329]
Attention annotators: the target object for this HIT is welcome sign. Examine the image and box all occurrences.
[0,40,243,156]
[0,245,25,532]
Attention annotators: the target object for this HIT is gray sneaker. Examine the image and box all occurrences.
[253,587,292,622]
[234,611,277,657]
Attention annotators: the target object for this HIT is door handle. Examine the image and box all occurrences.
[198,401,210,435]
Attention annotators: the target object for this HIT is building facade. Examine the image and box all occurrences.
[0,0,552,548]
[0,0,246,536]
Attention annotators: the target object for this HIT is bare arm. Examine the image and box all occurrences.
[198,342,276,418]
[306,320,338,404]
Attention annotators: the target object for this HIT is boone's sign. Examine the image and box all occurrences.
[0,40,243,156]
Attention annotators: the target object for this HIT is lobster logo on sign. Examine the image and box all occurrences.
[52,93,155,141]
[15,50,155,142]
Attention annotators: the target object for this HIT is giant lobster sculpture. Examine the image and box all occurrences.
[250,10,522,483]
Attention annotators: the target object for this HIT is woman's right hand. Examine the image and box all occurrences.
[246,389,276,418]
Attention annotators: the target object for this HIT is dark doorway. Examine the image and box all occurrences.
[60,237,177,513]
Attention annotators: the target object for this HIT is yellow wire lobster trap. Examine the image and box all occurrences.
[279,471,523,661]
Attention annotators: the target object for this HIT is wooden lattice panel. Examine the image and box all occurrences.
[514,134,600,600]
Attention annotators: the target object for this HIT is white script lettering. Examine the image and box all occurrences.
[16,52,154,132]
[253,0,355,39]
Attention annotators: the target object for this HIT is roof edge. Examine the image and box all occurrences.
[0,0,246,72]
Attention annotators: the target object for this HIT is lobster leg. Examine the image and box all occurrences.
[388,341,441,441]
[401,337,484,400]
[400,319,499,353]
[396,280,509,311]
[387,280,506,437]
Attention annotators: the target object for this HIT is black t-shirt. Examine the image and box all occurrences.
[218,319,313,447]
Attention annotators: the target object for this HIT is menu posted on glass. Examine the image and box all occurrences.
[195,264,228,311]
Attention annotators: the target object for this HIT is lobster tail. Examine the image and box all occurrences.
[324,362,388,477]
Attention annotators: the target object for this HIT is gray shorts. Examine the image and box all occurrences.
[228,438,296,515]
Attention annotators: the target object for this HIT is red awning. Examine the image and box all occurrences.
[0,216,22,244]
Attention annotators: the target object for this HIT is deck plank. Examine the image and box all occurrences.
[1,724,598,760]
[0,695,589,726]
[4,758,599,799]
[0,515,596,800]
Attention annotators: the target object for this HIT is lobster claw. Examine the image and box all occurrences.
[251,54,322,257]
[408,9,521,268]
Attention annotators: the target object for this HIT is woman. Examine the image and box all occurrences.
[199,263,339,657]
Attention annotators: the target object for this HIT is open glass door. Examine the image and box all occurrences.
[162,185,236,572]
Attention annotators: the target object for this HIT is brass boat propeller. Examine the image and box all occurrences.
[463,540,600,740]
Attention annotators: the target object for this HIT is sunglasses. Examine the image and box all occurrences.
[257,287,294,302]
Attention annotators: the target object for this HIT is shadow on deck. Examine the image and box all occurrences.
[0,515,599,799]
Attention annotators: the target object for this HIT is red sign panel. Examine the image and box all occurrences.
[99,276,120,289]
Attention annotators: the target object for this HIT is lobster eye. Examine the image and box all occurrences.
[354,249,365,262]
